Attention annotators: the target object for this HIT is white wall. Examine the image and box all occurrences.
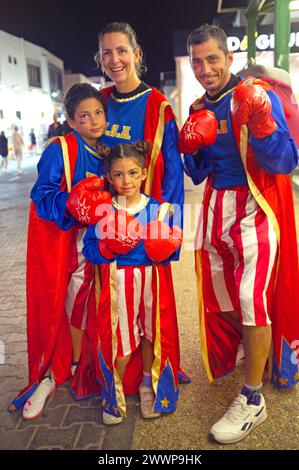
[0,29,64,148]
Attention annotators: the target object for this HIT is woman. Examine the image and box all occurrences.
[88,22,189,400]
[96,22,184,222]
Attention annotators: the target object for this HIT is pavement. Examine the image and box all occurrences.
[0,155,299,451]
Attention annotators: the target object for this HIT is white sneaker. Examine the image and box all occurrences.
[139,384,161,419]
[209,393,267,444]
[102,411,123,425]
[23,376,56,420]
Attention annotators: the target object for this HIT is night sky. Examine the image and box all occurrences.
[0,0,217,87]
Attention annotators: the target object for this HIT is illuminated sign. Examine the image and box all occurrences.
[227,32,299,52]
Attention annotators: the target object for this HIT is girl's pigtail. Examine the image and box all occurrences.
[135,140,151,157]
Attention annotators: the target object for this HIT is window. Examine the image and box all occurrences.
[27,63,41,88]
[14,57,17,65]
[0,110,4,119]
[16,111,21,120]
[8,55,12,63]
[48,63,63,100]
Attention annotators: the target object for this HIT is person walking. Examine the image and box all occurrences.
[12,126,24,174]
[0,131,9,172]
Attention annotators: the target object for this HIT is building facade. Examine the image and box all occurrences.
[0,29,64,148]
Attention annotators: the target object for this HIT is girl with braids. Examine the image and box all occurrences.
[83,141,184,425]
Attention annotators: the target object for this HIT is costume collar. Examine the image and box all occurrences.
[112,194,149,214]
[205,74,241,103]
[73,130,98,157]
[111,82,151,102]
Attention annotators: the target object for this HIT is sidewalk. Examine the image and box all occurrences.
[0,164,298,450]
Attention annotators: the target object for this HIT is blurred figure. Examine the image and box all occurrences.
[0,131,9,172]
[12,126,24,175]
[47,113,63,138]
[61,119,73,135]
[29,128,37,154]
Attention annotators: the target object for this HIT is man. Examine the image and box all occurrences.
[179,24,299,444]
[48,113,63,138]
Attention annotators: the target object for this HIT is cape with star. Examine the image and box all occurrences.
[8,132,103,412]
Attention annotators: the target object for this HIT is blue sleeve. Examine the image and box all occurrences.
[183,151,213,185]
[30,142,76,230]
[250,90,298,174]
[161,118,184,210]
[82,225,116,265]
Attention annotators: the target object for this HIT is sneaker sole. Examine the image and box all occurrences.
[141,412,161,419]
[22,386,56,420]
[209,409,268,444]
[102,413,123,426]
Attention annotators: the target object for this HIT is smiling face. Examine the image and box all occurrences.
[99,32,141,93]
[67,98,106,147]
[108,157,147,206]
[190,37,233,96]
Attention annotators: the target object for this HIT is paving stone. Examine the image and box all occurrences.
[46,384,84,408]
[17,404,68,430]
[0,427,35,450]
[28,423,81,450]
[75,422,106,449]
[0,408,22,431]
[62,404,102,426]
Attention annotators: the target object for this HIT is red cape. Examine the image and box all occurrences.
[9,133,92,411]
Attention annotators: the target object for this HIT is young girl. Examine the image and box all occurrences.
[83,141,184,425]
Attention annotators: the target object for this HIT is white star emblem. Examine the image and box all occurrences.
[75,199,91,223]
[184,120,198,141]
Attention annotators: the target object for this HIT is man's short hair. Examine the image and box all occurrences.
[187,24,229,55]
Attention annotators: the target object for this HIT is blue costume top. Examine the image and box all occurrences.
[83,195,179,267]
[184,76,298,188]
[100,82,184,212]
[31,131,103,230]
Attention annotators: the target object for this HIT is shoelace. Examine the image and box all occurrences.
[34,378,53,399]
[223,396,250,423]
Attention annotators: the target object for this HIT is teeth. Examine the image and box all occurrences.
[111,67,124,72]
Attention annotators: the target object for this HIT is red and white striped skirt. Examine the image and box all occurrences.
[201,186,277,326]
[65,227,94,330]
[116,265,157,357]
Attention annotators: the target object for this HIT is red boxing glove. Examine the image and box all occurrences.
[98,239,116,260]
[231,79,277,139]
[98,209,142,255]
[179,109,218,154]
[143,220,182,263]
[66,176,112,225]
